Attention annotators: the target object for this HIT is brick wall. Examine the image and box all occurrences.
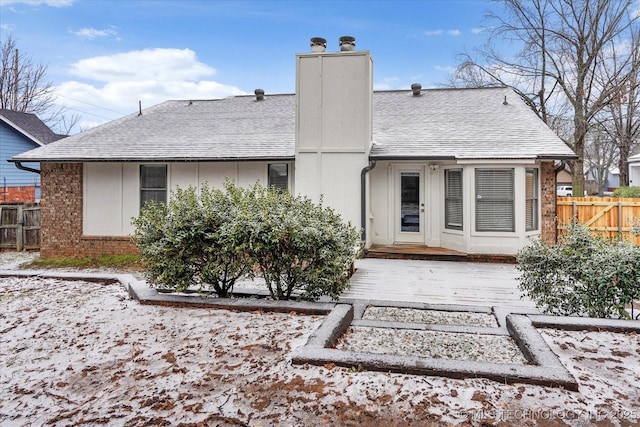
[40,163,138,258]
[1,186,36,203]
[540,161,557,245]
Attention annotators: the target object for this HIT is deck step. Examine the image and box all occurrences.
[364,245,516,264]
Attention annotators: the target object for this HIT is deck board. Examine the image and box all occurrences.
[341,258,537,309]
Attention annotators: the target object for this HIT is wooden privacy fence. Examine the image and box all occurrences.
[557,197,640,245]
[0,204,40,251]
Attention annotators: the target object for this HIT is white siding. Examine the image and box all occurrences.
[83,161,293,237]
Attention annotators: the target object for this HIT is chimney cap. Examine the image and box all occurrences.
[339,36,356,51]
[310,37,327,52]
[411,83,422,96]
[254,88,265,101]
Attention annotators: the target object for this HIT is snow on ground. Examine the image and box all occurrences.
[1,272,639,426]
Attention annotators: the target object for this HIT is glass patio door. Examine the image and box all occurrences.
[395,167,425,243]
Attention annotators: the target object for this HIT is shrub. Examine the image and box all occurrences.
[233,182,361,301]
[517,222,640,318]
[131,185,251,297]
[132,181,361,301]
[612,186,640,198]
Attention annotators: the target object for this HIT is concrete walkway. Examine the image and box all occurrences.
[341,258,538,309]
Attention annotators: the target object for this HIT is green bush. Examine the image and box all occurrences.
[612,186,640,198]
[132,184,251,297]
[132,181,361,301]
[517,222,640,318]
[232,182,361,301]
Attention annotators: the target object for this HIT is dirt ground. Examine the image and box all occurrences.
[1,275,639,427]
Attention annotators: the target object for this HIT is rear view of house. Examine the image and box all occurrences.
[11,37,576,258]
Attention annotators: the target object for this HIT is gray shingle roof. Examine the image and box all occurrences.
[371,87,575,160]
[0,109,65,145]
[11,87,575,163]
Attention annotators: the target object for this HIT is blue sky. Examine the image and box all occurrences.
[0,0,505,131]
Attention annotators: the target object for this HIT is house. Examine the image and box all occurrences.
[10,37,576,258]
[628,153,640,187]
[0,109,65,203]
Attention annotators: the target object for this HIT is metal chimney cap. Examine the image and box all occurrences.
[254,89,265,101]
[310,37,327,52]
[339,36,356,51]
[411,83,422,96]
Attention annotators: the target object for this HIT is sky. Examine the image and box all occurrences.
[0,0,507,132]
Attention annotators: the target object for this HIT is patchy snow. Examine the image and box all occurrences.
[1,275,640,426]
[362,306,498,327]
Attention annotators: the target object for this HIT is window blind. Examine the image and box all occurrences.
[475,168,514,232]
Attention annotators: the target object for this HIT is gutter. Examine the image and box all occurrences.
[13,161,40,174]
[360,160,377,242]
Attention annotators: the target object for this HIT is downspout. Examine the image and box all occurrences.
[14,161,41,174]
[360,160,377,242]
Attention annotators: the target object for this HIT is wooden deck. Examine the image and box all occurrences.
[341,258,537,309]
[365,244,516,263]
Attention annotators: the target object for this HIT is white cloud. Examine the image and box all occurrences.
[0,0,74,6]
[70,26,118,40]
[424,29,461,37]
[69,48,216,82]
[434,65,456,73]
[374,76,400,91]
[54,48,246,130]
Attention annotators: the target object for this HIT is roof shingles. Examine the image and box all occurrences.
[11,87,575,163]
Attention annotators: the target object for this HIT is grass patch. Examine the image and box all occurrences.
[26,254,145,271]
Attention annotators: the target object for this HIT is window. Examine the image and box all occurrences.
[445,169,463,230]
[140,165,167,208]
[525,168,539,231]
[268,164,288,190]
[475,168,514,232]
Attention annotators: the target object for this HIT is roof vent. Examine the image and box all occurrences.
[310,37,327,52]
[411,83,422,96]
[339,36,356,51]
[255,89,265,101]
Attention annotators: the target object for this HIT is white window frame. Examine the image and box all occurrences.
[140,164,167,209]
[444,168,463,230]
[475,168,515,232]
[268,163,288,191]
[525,168,539,231]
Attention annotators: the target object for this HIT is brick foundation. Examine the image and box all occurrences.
[40,163,138,258]
[540,161,557,245]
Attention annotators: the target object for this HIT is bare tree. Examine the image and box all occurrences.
[584,128,618,194]
[0,33,78,134]
[453,0,638,196]
[596,26,640,186]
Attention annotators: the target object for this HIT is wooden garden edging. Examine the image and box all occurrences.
[557,197,640,244]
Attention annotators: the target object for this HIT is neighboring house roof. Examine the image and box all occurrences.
[0,109,65,145]
[11,86,576,163]
[628,153,640,163]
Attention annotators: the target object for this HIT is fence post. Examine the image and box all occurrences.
[16,205,23,251]
[618,202,623,241]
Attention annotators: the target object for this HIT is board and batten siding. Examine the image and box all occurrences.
[83,161,293,236]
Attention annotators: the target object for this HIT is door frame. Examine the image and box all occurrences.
[393,164,426,244]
